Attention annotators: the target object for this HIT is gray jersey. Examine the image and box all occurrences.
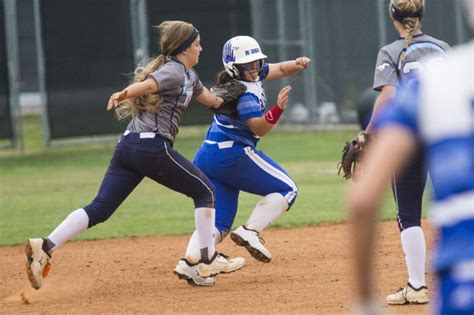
[126,60,204,142]
[373,34,449,91]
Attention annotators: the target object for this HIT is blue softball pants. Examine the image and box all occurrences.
[193,141,298,237]
[83,132,215,227]
[392,146,427,231]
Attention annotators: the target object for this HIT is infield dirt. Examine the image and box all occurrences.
[1,220,434,314]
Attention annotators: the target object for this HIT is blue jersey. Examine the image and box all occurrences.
[204,64,270,147]
[375,41,474,271]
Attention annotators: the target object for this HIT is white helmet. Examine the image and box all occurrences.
[222,36,268,78]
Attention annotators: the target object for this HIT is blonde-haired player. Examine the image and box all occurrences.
[364,0,450,305]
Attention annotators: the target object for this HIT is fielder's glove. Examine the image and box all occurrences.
[210,79,246,119]
[337,131,373,180]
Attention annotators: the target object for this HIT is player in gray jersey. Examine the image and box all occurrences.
[24,20,245,291]
[364,0,449,306]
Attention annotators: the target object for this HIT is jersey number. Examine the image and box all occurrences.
[402,61,423,74]
[402,61,423,88]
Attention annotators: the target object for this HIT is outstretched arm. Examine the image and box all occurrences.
[266,57,311,80]
[195,87,224,108]
[348,125,415,303]
[107,78,158,111]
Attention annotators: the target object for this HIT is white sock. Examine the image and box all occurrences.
[47,208,90,252]
[245,193,289,233]
[401,226,426,288]
[184,227,220,264]
[194,207,216,262]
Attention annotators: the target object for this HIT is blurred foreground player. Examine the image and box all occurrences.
[348,0,474,312]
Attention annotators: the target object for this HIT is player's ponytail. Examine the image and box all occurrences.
[390,0,423,62]
[115,20,195,120]
[115,55,166,120]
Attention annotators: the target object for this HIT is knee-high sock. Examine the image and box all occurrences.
[194,207,216,263]
[184,227,221,264]
[245,193,289,233]
[401,226,426,288]
[47,208,90,252]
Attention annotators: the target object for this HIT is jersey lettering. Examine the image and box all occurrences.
[377,63,391,71]
[403,61,423,74]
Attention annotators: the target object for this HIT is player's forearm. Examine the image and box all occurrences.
[107,78,159,110]
[121,78,158,99]
[349,126,416,300]
[351,206,377,300]
[348,144,387,302]
[247,117,275,136]
[195,87,222,108]
[277,60,304,77]
[247,101,286,136]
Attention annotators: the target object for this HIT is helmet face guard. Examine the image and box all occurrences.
[222,36,267,81]
[236,59,264,73]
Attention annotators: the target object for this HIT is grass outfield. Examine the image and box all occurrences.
[0,115,407,246]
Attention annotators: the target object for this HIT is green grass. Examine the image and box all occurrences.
[0,115,411,246]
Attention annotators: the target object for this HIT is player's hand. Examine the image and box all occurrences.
[276,85,292,110]
[107,90,128,111]
[295,57,311,70]
[214,96,224,108]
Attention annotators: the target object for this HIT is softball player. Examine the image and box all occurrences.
[349,34,474,315]
[176,36,310,266]
[364,0,449,305]
[24,20,244,290]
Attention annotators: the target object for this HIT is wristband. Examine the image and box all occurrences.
[264,103,284,124]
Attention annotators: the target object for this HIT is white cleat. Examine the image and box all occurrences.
[386,282,429,305]
[173,259,215,286]
[25,238,52,290]
[198,253,245,277]
[230,225,272,263]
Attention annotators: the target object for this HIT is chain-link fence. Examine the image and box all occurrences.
[251,0,469,124]
[3,0,470,147]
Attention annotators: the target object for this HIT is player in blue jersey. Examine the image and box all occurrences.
[349,1,474,312]
[364,0,449,305]
[175,36,310,267]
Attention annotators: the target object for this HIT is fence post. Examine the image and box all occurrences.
[4,0,23,151]
[33,0,50,146]
[130,0,149,66]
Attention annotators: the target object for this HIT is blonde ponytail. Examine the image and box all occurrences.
[115,55,167,120]
[400,17,419,61]
[114,20,195,120]
[390,0,423,61]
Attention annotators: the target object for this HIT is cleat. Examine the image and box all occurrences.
[386,282,429,305]
[198,253,245,277]
[25,238,52,290]
[173,259,215,286]
[230,225,272,263]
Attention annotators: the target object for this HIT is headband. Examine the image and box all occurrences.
[390,4,424,22]
[171,28,199,56]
